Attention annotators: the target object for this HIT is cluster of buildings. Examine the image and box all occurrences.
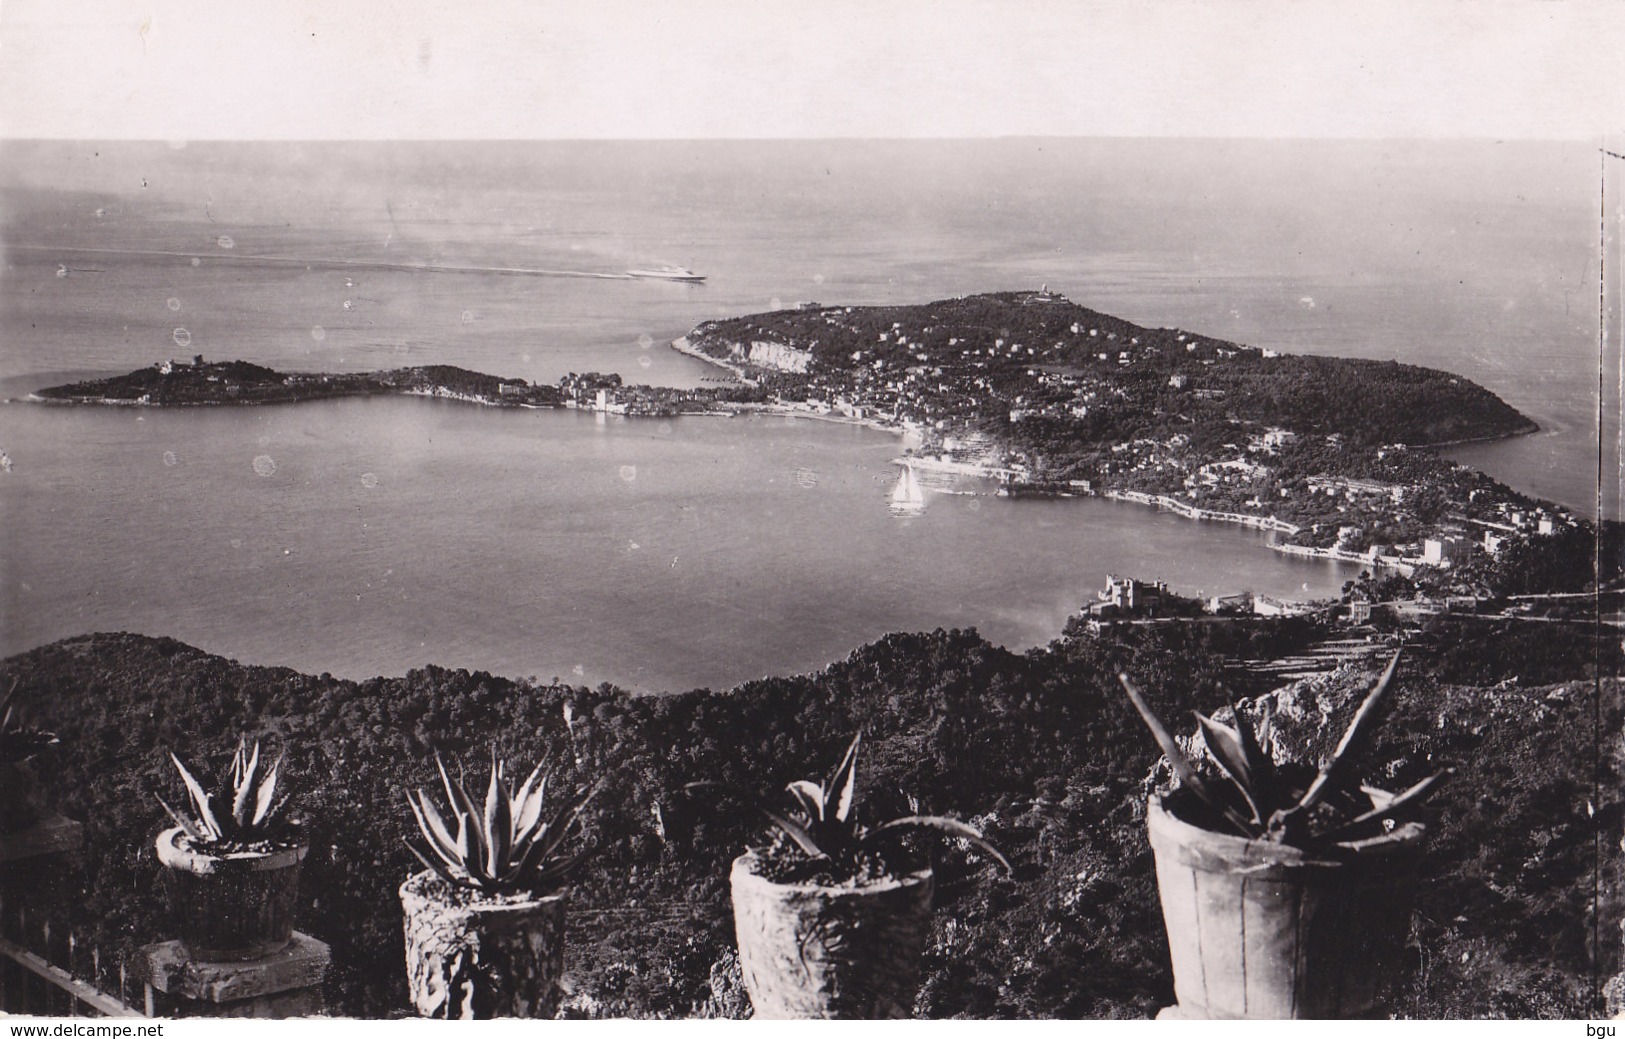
[685,295,1580,598]
[687,293,1270,453]
[1075,575,1323,636]
[156,354,206,374]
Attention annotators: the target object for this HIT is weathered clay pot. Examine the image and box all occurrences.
[155,826,308,962]
[399,870,567,1019]
[1147,791,1427,1019]
[729,851,934,1019]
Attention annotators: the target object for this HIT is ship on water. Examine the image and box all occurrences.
[889,462,925,515]
[626,265,705,282]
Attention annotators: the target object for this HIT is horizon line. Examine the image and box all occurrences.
[1,134,1611,146]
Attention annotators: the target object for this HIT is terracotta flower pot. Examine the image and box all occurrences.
[1146,792,1427,1019]
[398,870,567,1019]
[154,826,308,962]
[729,851,933,1019]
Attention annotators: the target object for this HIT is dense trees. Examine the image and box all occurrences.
[690,293,1534,453]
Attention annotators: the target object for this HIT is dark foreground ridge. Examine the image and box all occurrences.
[3,626,1617,1018]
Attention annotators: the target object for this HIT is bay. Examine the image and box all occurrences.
[0,139,1607,689]
[0,398,1351,691]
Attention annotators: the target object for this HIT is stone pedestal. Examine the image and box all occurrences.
[139,931,329,1018]
[0,815,84,864]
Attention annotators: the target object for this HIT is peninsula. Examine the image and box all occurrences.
[29,358,752,417]
[677,291,1592,595]
[33,291,1603,597]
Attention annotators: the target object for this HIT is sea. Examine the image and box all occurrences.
[0,139,1614,692]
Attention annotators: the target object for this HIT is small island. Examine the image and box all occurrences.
[31,291,1609,598]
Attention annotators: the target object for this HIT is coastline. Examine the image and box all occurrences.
[1272,540,1416,576]
[1418,419,1542,450]
[670,336,752,383]
[1099,489,1301,535]
[671,337,927,445]
[1095,490,1418,576]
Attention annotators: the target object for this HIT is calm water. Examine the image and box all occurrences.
[0,399,1353,691]
[0,140,1610,689]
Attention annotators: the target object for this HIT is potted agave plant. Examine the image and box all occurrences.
[1120,653,1449,1019]
[697,733,1009,1019]
[0,680,60,834]
[400,750,599,1019]
[155,738,306,962]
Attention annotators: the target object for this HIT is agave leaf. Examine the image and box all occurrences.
[170,752,223,840]
[505,780,604,890]
[262,794,291,832]
[452,802,482,881]
[828,734,862,823]
[233,741,261,826]
[1229,703,1276,800]
[1358,784,1398,809]
[504,828,586,891]
[512,760,549,836]
[785,780,826,822]
[1292,652,1403,818]
[209,790,237,839]
[518,816,563,874]
[513,780,552,852]
[407,841,464,889]
[407,793,466,871]
[1117,676,1254,838]
[466,792,494,880]
[484,748,502,820]
[411,788,459,858]
[514,774,549,847]
[1315,770,1451,842]
[252,754,283,826]
[485,762,513,874]
[155,794,207,844]
[436,755,479,828]
[867,814,1013,871]
[0,677,18,728]
[1195,713,1264,825]
[760,806,829,860]
[528,780,603,866]
[503,823,557,886]
[501,842,584,894]
[526,851,585,889]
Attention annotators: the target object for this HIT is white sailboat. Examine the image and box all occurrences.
[889,462,925,515]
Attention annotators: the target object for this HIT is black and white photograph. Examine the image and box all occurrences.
[0,0,1620,1024]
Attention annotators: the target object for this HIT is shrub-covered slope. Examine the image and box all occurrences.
[1,626,1616,1018]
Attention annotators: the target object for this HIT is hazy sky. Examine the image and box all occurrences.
[0,0,1621,140]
